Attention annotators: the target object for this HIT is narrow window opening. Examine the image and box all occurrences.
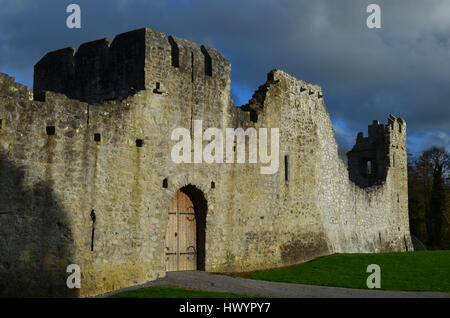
[201,46,212,76]
[0,119,3,130]
[94,133,101,142]
[136,139,144,147]
[46,126,55,136]
[168,36,179,68]
[250,110,258,123]
[366,160,372,175]
[163,178,168,188]
[211,181,215,189]
[393,155,395,167]
[90,210,96,252]
[284,155,290,181]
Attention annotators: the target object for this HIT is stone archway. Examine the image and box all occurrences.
[165,185,207,272]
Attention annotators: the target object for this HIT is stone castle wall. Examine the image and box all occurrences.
[0,28,412,297]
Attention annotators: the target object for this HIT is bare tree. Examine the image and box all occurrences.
[412,147,449,247]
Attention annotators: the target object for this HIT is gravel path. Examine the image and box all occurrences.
[97,271,449,298]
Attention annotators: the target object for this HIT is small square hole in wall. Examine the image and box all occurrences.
[136,139,144,147]
[162,178,168,188]
[211,181,215,189]
[153,82,163,94]
[46,126,55,136]
[94,133,101,142]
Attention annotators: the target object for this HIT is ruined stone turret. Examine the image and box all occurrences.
[347,115,406,188]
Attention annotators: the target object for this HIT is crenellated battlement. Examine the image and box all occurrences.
[0,72,32,95]
[387,114,406,136]
[34,28,231,104]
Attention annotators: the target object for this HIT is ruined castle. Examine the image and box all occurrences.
[0,28,412,297]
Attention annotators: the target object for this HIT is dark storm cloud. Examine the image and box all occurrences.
[0,0,448,153]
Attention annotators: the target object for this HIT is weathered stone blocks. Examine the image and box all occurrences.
[0,28,411,298]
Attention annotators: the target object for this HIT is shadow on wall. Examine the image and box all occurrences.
[0,154,78,297]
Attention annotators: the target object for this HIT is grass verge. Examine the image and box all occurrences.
[246,251,450,292]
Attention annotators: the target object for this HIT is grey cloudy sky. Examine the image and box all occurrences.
[0,0,449,154]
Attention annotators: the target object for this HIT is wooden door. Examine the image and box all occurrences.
[165,193,178,272]
[165,190,197,271]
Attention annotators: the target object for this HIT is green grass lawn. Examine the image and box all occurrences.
[110,286,260,298]
[247,251,450,292]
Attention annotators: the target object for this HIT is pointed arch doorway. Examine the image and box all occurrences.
[165,185,207,272]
